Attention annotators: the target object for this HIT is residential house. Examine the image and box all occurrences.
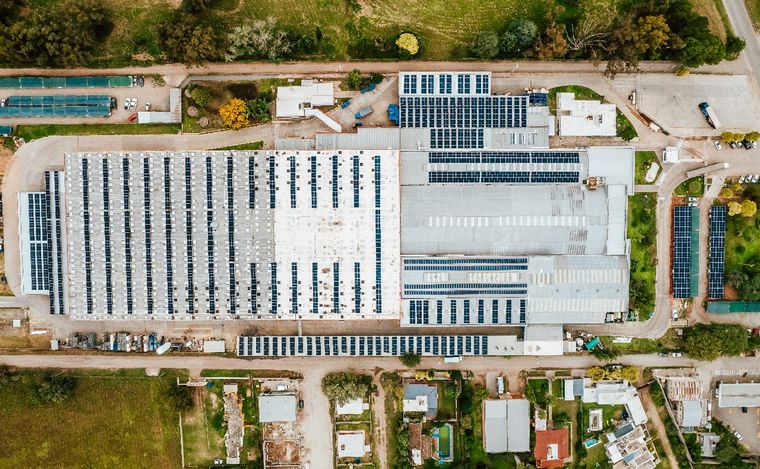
[534,429,570,468]
[403,383,438,420]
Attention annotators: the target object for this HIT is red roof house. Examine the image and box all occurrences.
[534,429,570,468]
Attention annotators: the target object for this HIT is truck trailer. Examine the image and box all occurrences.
[699,102,721,129]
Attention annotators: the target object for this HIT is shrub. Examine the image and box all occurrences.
[399,352,421,368]
[167,384,194,412]
[190,86,212,108]
[470,31,500,59]
[321,372,372,405]
[346,68,364,90]
[36,373,76,403]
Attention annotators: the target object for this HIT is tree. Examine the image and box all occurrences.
[181,0,212,13]
[501,18,538,56]
[587,366,606,381]
[591,347,620,361]
[399,352,421,368]
[725,35,746,61]
[470,31,500,59]
[321,372,373,405]
[746,131,760,142]
[245,98,271,123]
[535,20,568,60]
[395,33,419,56]
[620,366,639,382]
[167,384,194,412]
[225,17,293,62]
[720,131,737,143]
[158,14,222,65]
[728,201,742,216]
[719,188,734,198]
[190,86,212,108]
[219,98,250,129]
[683,324,749,361]
[0,0,112,67]
[36,373,76,403]
[0,0,24,26]
[678,35,725,67]
[369,72,384,84]
[460,414,473,430]
[346,69,364,90]
[741,199,757,218]
[565,0,615,54]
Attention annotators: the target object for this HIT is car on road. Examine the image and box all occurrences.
[714,140,722,150]
[671,352,682,357]
[734,431,743,441]
[688,197,698,202]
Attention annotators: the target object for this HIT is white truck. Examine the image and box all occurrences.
[699,102,721,129]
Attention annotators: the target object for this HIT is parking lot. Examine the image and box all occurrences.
[609,74,760,135]
[0,77,172,125]
[712,377,760,455]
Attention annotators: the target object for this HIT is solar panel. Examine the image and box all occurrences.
[708,205,726,299]
[672,206,692,298]
[399,95,528,129]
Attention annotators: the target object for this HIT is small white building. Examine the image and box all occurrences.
[336,431,369,458]
[276,80,335,118]
[258,393,297,423]
[557,92,617,137]
[336,398,368,415]
[203,340,226,353]
[580,379,648,426]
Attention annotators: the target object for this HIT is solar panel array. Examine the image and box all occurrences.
[708,205,726,299]
[398,96,527,128]
[672,206,692,298]
[0,76,132,88]
[24,193,49,292]
[528,93,548,106]
[428,151,580,164]
[401,73,490,96]
[237,335,492,357]
[0,94,112,118]
[428,170,579,184]
[405,298,527,325]
[6,95,111,107]
[45,172,66,314]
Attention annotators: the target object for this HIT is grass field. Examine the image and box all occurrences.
[0,370,182,468]
[635,151,660,185]
[724,186,760,298]
[13,123,181,141]
[628,193,657,320]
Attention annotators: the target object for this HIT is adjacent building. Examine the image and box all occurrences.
[604,422,659,469]
[534,429,570,469]
[664,377,710,430]
[482,399,530,453]
[556,92,616,137]
[403,383,438,420]
[567,378,648,426]
[717,382,760,408]
[258,393,297,423]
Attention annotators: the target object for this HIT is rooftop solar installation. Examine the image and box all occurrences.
[708,205,726,299]
[672,206,692,298]
[0,76,132,88]
[398,96,527,128]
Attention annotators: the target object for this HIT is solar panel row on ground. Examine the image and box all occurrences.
[673,206,692,298]
[708,205,726,299]
[6,95,111,107]
[0,76,132,88]
[0,106,111,117]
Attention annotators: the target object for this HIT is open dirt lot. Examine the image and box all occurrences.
[264,439,301,466]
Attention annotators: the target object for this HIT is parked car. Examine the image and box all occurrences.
[123,99,130,111]
[730,141,738,149]
[752,174,759,183]
[671,352,682,357]
[145,102,151,111]
[687,197,698,202]
[715,380,721,398]
[739,175,746,183]
[752,140,758,149]
[658,352,668,357]
[129,98,138,111]
[714,140,722,150]
[743,140,753,150]
[742,407,748,413]
[734,431,743,441]
[298,399,304,409]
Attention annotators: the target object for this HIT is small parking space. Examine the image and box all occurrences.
[712,404,760,454]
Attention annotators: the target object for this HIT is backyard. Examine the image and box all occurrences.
[628,193,658,320]
[0,369,183,468]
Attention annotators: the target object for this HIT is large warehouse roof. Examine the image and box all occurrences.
[718,383,760,408]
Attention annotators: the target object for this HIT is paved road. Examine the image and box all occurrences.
[724,0,760,92]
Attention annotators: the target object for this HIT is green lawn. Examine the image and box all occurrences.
[748,0,760,30]
[617,109,639,141]
[0,370,182,468]
[599,333,680,354]
[212,141,265,151]
[526,378,549,405]
[13,123,181,141]
[674,177,705,197]
[635,151,659,185]
[724,185,760,299]
[628,193,657,320]
[436,381,458,421]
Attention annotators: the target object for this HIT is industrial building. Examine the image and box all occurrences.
[18,71,634,348]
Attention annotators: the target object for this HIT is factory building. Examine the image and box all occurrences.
[19,71,633,330]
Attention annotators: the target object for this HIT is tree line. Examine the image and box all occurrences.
[469,0,746,76]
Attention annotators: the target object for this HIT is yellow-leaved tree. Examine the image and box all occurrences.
[396,33,419,55]
[219,98,250,129]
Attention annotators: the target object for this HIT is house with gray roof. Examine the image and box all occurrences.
[403,383,438,420]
